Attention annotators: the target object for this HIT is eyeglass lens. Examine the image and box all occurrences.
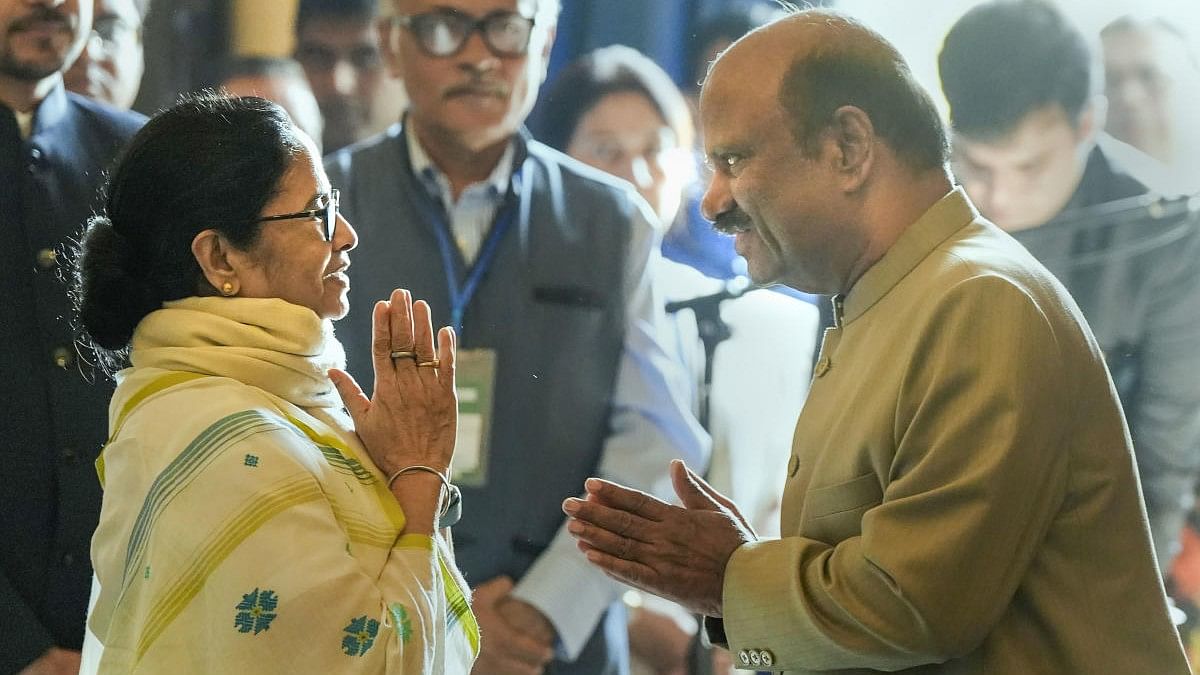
[323,189,340,241]
[409,11,533,57]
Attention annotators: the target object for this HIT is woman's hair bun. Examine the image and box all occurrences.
[76,214,161,350]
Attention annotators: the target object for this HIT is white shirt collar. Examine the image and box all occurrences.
[404,119,515,207]
[15,110,33,140]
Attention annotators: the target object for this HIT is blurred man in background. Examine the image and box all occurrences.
[542,43,818,675]
[218,55,324,152]
[294,0,384,152]
[939,0,1200,573]
[1102,14,1200,192]
[1,0,144,671]
[63,0,144,110]
[326,0,708,672]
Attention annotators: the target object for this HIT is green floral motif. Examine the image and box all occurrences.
[342,615,380,656]
[234,588,278,634]
[389,603,413,644]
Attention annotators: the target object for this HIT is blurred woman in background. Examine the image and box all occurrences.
[542,45,818,675]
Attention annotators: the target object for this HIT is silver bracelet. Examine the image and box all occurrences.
[385,465,462,527]
[386,464,449,490]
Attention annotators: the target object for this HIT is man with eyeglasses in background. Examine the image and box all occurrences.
[326,1,709,673]
[294,0,386,153]
[0,0,144,673]
[63,0,143,110]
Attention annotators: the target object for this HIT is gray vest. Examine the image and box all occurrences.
[327,124,636,673]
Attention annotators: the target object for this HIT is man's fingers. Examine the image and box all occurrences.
[479,653,545,675]
[581,478,671,521]
[472,575,514,606]
[567,517,645,561]
[563,497,656,543]
[328,369,369,421]
[670,460,722,512]
[496,628,555,667]
[576,541,658,594]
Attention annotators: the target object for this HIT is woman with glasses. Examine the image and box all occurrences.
[74,93,476,673]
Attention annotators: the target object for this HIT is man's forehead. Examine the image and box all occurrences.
[298,15,376,45]
[396,0,532,15]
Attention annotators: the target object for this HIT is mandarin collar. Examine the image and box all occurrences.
[841,187,979,325]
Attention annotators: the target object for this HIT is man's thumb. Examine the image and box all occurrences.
[671,460,719,511]
[472,575,514,606]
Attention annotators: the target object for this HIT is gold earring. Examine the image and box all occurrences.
[221,281,235,296]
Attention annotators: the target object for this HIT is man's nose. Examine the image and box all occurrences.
[700,171,732,222]
[457,28,501,73]
[333,60,358,96]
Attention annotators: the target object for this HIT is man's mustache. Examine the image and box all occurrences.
[444,80,510,98]
[9,6,72,34]
[713,208,752,235]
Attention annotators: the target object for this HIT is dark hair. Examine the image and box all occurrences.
[540,45,693,153]
[296,0,378,34]
[73,92,305,359]
[218,55,308,85]
[778,16,949,171]
[939,0,1093,140]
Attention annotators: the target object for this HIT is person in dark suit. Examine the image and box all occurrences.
[938,0,1200,573]
[325,0,708,672]
[0,0,144,671]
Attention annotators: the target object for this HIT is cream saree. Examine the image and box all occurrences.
[81,298,478,673]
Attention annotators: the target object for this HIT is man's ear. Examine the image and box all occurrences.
[1074,98,1102,145]
[191,229,242,296]
[377,15,405,79]
[828,105,875,192]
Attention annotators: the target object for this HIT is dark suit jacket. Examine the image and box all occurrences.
[1012,143,1200,567]
[0,84,144,672]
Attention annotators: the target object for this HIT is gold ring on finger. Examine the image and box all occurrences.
[389,350,417,360]
[416,359,441,368]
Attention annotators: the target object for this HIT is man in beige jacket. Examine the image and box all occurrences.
[561,8,1190,674]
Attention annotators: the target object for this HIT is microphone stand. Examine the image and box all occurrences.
[665,277,754,431]
[666,277,755,675]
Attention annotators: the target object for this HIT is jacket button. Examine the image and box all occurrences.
[61,553,75,567]
[814,356,831,377]
[761,649,775,666]
[738,649,751,666]
[61,447,78,464]
[750,650,762,666]
[788,454,799,477]
[51,346,74,368]
[36,248,58,269]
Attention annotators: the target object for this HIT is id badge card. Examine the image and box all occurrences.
[451,348,496,487]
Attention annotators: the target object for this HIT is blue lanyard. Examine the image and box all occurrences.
[427,175,522,336]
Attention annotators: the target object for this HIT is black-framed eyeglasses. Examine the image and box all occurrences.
[394,9,535,58]
[257,189,340,241]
